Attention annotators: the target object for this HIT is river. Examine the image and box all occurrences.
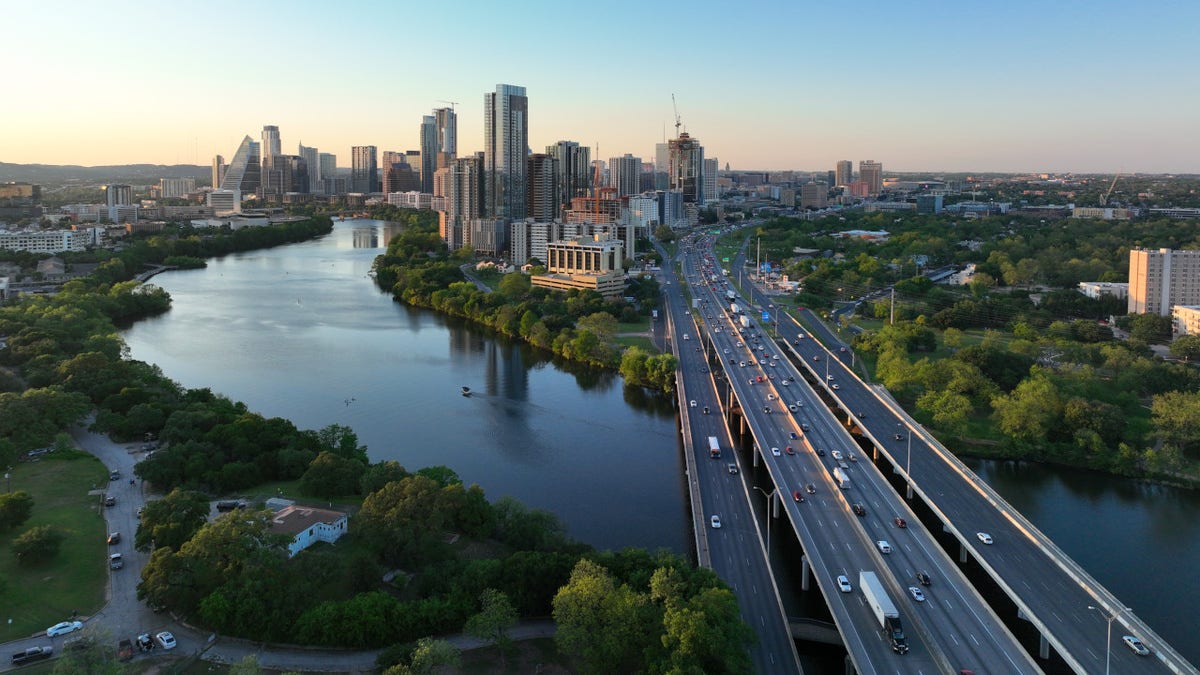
[120,219,1198,664]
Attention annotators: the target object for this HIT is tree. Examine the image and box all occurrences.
[0,491,34,531]
[12,524,63,564]
[1128,313,1173,344]
[654,224,675,242]
[360,460,409,496]
[465,588,518,650]
[553,559,657,674]
[659,587,753,675]
[382,638,461,675]
[497,271,530,297]
[135,488,210,552]
[916,390,973,437]
[1151,391,1200,456]
[991,373,1063,442]
[1169,334,1200,362]
[299,451,366,498]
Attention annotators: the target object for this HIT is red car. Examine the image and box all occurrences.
[784,446,794,455]
[894,517,907,528]
[792,490,805,503]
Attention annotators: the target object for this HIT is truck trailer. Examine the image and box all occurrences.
[725,290,736,300]
[859,571,908,654]
[708,436,721,459]
[833,467,850,489]
[730,303,740,315]
[739,315,750,328]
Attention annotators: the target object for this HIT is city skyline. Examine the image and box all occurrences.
[4,0,1199,173]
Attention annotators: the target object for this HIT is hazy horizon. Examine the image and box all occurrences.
[5,0,1198,174]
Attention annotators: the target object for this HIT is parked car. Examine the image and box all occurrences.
[46,621,84,638]
[11,646,53,665]
[155,632,177,650]
[107,532,120,545]
[137,633,155,652]
[216,500,247,512]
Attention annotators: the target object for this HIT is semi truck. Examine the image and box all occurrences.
[691,298,700,308]
[730,302,740,315]
[833,466,850,489]
[859,571,909,654]
[725,290,736,300]
[739,315,750,328]
[708,436,721,458]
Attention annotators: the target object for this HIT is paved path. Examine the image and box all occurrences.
[0,421,555,673]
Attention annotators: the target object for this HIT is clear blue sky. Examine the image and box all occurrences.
[5,0,1198,173]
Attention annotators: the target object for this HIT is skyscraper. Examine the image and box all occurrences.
[668,133,704,203]
[351,146,378,193]
[441,154,484,250]
[262,125,281,160]
[434,107,457,159]
[546,141,590,212]
[220,135,261,196]
[527,153,559,222]
[419,116,438,194]
[483,83,528,220]
[609,154,642,197]
[298,143,320,192]
[654,143,671,190]
[702,157,718,203]
[835,160,853,187]
[859,160,882,196]
[318,153,337,194]
[212,155,225,189]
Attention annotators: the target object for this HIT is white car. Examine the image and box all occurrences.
[908,586,925,602]
[1122,635,1150,656]
[877,540,892,554]
[771,447,781,456]
[837,575,852,593]
[976,532,994,545]
[767,393,776,401]
[46,621,84,637]
[156,631,177,650]
[832,384,840,390]
[689,400,696,407]
[710,515,722,529]
[826,375,834,381]
[831,450,844,461]
[683,334,690,340]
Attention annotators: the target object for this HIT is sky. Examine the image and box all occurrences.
[3,0,1199,173]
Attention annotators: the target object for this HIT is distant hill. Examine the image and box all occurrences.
[0,162,209,186]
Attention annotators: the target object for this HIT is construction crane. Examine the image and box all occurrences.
[1102,173,1120,206]
[437,100,460,111]
[671,94,682,138]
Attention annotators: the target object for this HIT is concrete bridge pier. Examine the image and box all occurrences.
[845,654,857,675]
[959,542,969,563]
[800,554,811,591]
[753,445,760,468]
[1017,608,1052,659]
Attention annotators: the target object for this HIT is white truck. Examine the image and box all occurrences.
[708,436,721,459]
[739,315,750,328]
[833,466,850,489]
[859,571,909,654]
[730,302,740,315]
[725,290,736,300]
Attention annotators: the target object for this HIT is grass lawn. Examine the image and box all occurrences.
[616,336,657,352]
[616,318,650,333]
[0,451,110,642]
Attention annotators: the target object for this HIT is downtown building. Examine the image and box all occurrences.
[859,160,883,196]
[547,140,591,213]
[218,135,262,205]
[484,84,528,220]
[530,235,625,299]
[351,146,379,193]
[835,160,853,186]
[609,154,642,197]
[668,133,704,203]
[440,154,484,251]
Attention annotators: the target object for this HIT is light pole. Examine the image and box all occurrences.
[1088,605,1130,675]
[4,467,10,493]
[752,486,778,558]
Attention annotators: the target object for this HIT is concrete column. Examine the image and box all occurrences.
[959,542,969,563]
[753,446,759,468]
[800,554,810,591]
[906,483,913,500]
[1039,632,1050,660]
[844,654,857,675]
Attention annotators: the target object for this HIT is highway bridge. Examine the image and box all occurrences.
[666,230,1198,675]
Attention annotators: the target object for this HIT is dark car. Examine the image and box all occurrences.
[917,571,932,586]
[852,503,866,516]
[894,517,907,528]
[109,470,120,481]
[789,431,798,439]
[815,447,826,456]
[805,483,816,494]
[216,499,247,512]
[104,495,116,507]
[107,532,120,545]
[894,432,904,441]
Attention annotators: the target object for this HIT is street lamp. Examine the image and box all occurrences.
[752,486,778,558]
[1088,605,1131,675]
[4,467,10,493]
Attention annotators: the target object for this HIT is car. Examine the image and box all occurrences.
[812,355,820,361]
[789,431,798,439]
[109,470,120,480]
[723,348,730,354]
[858,411,867,418]
[155,631,177,650]
[839,346,848,353]
[10,647,54,666]
[683,334,690,340]
[762,406,771,414]
[694,346,701,352]
[702,406,710,414]
[894,432,904,441]
[785,445,795,455]
[739,361,746,367]
[216,499,246,512]
[137,633,155,652]
[46,620,84,638]
[736,341,743,347]
[767,374,775,380]
[756,375,763,382]
[800,423,811,432]
[771,446,781,456]
[826,374,834,381]
[104,495,116,507]
[782,380,790,386]
[805,483,816,494]
[876,540,892,554]
[136,506,145,518]
[700,367,708,373]
[976,532,993,545]
[831,450,843,460]
[908,586,925,602]
[852,503,866,516]
[689,400,696,407]
[727,463,738,474]
[787,404,797,412]
[815,447,826,456]
[710,515,721,529]
[107,532,120,545]
[767,393,776,401]
[848,453,857,462]
[916,571,932,586]
[831,384,840,390]
[797,333,805,339]
[1122,635,1150,656]
[894,517,907,528]
[109,553,124,569]
[792,340,799,345]
[837,575,852,593]
[748,378,755,385]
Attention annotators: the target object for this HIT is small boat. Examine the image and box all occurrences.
[461,386,471,396]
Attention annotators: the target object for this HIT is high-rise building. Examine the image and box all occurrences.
[298,143,320,192]
[158,178,195,199]
[702,157,718,203]
[827,170,837,187]
[654,143,671,190]
[220,136,262,196]
[609,154,642,197]
[104,184,133,206]
[483,83,528,220]
[351,146,378,193]
[800,182,828,209]
[212,155,226,189]
[835,160,853,186]
[434,107,457,159]
[419,116,438,194]
[859,160,883,196]
[318,153,337,194]
[527,153,559,221]
[546,141,590,211]
[668,133,704,203]
[262,125,281,160]
[441,153,485,250]
[261,154,309,197]
[383,160,420,194]
[1128,248,1200,315]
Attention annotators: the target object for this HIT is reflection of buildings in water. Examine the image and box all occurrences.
[380,224,403,248]
[351,227,378,249]
[484,339,528,402]
[448,323,483,357]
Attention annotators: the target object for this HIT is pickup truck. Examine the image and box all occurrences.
[12,646,53,665]
[118,638,134,661]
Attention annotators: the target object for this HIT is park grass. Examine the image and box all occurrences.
[616,318,650,333]
[0,451,110,642]
[616,336,657,352]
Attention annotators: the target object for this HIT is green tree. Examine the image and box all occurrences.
[12,524,63,564]
[1127,313,1173,344]
[659,587,753,675]
[916,390,973,437]
[465,588,518,651]
[1151,391,1200,456]
[497,271,531,297]
[553,559,657,675]
[382,637,461,675]
[991,373,1063,442]
[299,451,367,498]
[359,460,410,496]
[1169,334,1200,362]
[0,491,35,531]
[135,488,210,552]
[654,225,675,242]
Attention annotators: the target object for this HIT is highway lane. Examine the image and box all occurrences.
[689,233,1039,673]
[728,243,1196,674]
[658,244,802,675]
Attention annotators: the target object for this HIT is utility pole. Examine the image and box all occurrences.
[890,287,895,326]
